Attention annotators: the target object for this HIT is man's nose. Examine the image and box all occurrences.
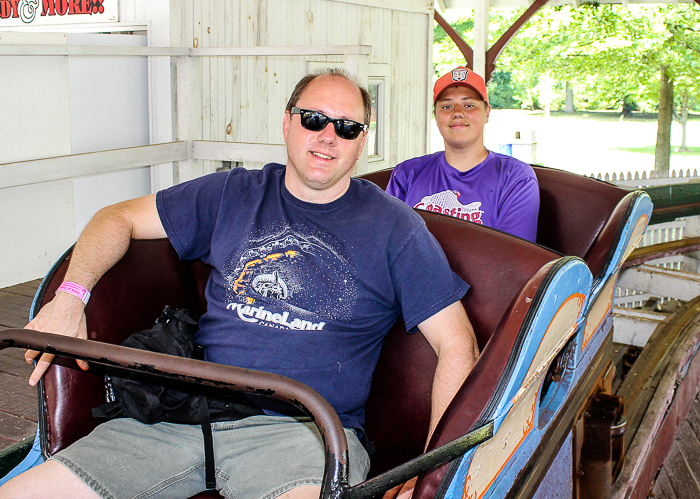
[451,105,466,116]
[318,122,338,144]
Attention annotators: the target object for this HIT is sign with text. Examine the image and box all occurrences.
[0,1,118,26]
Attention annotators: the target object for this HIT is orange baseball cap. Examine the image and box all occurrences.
[433,66,489,105]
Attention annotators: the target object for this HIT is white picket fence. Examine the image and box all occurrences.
[585,168,700,187]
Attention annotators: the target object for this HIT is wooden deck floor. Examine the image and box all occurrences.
[650,392,700,498]
[0,280,41,451]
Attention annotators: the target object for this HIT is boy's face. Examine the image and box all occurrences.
[434,86,490,152]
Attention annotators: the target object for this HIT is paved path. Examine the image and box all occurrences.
[0,280,41,451]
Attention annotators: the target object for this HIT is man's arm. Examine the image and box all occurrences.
[383,300,479,499]
[25,194,166,386]
[418,300,479,444]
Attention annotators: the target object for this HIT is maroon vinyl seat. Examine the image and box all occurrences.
[27,166,636,498]
[32,206,564,498]
[358,166,640,497]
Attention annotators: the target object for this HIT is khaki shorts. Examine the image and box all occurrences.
[51,415,370,499]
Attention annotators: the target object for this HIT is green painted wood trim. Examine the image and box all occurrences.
[643,183,700,224]
[0,438,32,478]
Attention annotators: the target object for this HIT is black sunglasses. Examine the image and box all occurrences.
[290,107,367,140]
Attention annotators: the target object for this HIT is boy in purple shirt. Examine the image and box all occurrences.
[386,67,540,242]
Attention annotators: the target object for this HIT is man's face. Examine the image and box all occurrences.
[434,86,490,152]
[282,75,367,203]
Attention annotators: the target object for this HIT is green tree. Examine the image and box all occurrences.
[665,7,700,152]
[434,4,700,170]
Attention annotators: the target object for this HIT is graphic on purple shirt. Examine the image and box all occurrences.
[386,151,540,242]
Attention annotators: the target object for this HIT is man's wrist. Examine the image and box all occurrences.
[56,281,91,305]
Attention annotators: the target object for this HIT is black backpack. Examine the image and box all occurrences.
[92,306,262,489]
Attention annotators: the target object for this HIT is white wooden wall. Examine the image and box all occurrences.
[0,0,433,288]
[169,0,433,177]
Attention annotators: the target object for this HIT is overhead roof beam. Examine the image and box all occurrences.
[434,10,473,69]
[434,0,549,82]
[485,0,550,81]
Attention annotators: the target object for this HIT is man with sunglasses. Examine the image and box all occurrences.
[386,66,540,242]
[2,69,478,499]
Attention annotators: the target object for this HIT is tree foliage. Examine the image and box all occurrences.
[434,4,700,114]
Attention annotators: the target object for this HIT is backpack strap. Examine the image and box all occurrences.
[199,397,217,490]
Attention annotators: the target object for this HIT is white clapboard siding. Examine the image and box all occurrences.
[170,0,431,177]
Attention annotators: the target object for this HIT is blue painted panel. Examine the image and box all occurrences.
[532,432,573,499]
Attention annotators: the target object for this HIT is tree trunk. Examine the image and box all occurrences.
[654,68,673,174]
[678,89,689,152]
[622,97,635,119]
[565,82,575,113]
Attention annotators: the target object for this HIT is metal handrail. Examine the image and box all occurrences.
[0,328,349,498]
[0,328,494,499]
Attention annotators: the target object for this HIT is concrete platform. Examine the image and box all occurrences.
[0,280,41,452]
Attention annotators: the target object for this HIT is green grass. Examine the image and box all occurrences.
[542,110,700,123]
[613,146,700,155]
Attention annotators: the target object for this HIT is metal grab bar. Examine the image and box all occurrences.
[1,328,495,499]
[0,328,349,499]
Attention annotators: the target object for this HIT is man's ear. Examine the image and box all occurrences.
[485,104,491,123]
[356,129,369,161]
[282,110,291,143]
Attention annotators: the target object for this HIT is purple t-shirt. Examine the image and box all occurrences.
[386,151,540,242]
[156,163,469,428]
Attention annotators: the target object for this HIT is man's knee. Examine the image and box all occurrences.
[0,460,99,499]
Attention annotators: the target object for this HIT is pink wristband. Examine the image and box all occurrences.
[56,281,91,305]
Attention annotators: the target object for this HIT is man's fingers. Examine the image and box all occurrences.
[25,348,39,364]
[396,477,417,499]
[77,359,89,371]
[382,483,402,499]
[29,354,55,386]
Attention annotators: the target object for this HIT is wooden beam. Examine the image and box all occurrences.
[434,10,473,69]
[616,295,700,452]
[613,307,665,347]
[0,142,188,189]
[623,237,700,268]
[0,45,188,57]
[0,45,371,58]
[617,264,700,302]
[191,46,372,57]
[192,141,288,165]
[485,0,550,82]
[612,296,700,498]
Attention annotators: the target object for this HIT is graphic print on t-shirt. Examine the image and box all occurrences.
[223,226,358,331]
[414,190,484,224]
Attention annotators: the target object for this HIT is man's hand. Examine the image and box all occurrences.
[382,477,417,499]
[24,292,89,386]
[22,194,166,387]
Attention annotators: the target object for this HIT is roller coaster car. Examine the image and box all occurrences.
[1,166,652,499]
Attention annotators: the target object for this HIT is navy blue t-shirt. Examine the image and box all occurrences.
[156,163,469,428]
